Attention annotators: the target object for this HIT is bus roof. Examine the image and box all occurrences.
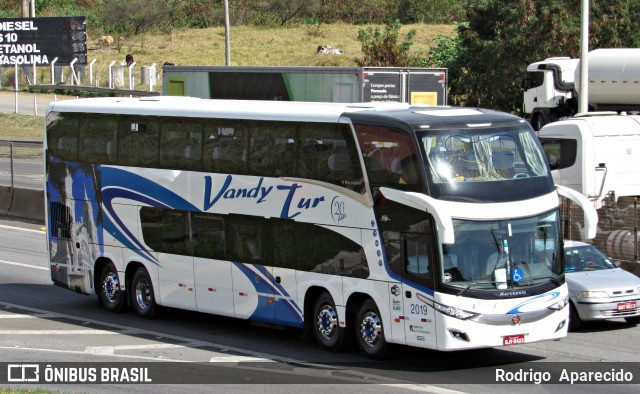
[46,96,522,127]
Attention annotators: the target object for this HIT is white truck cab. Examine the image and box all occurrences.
[538,113,640,209]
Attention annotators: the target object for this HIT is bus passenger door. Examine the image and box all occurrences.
[194,256,234,318]
[154,210,196,310]
[400,232,437,349]
[229,217,275,322]
[191,213,235,317]
[157,252,196,310]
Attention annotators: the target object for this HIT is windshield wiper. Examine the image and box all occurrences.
[456,281,496,296]
[517,275,563,286]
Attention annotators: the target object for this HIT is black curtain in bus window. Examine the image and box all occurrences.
[191,212,226,260]
[295,222,367,277]
[297,123,364,193]
[354,124,424,192]
[266,219,295,269]
[160,119,203,171]
[140,207,188,256]
[202,120,249,175]
[78,115,118,164]
[47,112,78,161]
[117,116,160,167]
[227,215,262,264]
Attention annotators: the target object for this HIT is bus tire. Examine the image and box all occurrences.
[313,292,345,352]
[99,261,125,312]
[355,299,389,359]
[130,267,158,319]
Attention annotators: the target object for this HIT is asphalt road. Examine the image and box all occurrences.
[0,158,43,189]
[1,221,639,393]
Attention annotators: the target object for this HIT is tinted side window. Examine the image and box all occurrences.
[528,71,545,89]
[78,115,118,164]
[139,208,369,278]
[203,120,249,175]
[299,123,364,193]
[354,124,424,192]
[47,112,78,161]
[227,215,262,264]
[540,138,577,170]
[140,207,188,255]
[192,213,226,260]
[160,119,202,171]
[118,116,160,167]
[295,222,367,277]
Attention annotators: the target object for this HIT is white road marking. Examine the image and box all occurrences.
[86,343,188,355]
[0,224,45,234]
[0,259,48,271]
[0,329,119,335]
[208,355,275,363]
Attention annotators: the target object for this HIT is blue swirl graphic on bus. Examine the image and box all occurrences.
[507,291,561,314]
[100,167,200,265]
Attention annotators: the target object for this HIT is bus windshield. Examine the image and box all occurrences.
[418,124,554,202]
[440,210,562,290]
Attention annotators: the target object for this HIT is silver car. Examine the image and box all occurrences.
[564,240,640,331]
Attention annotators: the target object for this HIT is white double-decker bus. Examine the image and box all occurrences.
[45,97,596,358]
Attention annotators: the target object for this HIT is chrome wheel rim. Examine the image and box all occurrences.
[134,277,151,312]
[102,272,119,303]
[317,304,338,340]
[360,311,382,347]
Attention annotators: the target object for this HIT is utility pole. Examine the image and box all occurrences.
[578,0,589,114]
[21,0,28,17]
[30,0,35,17]
[224,0,231,66]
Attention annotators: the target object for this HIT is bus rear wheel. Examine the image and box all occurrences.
[99,261,125,312]
[313,293,346,352]
[356,299,389,359]
[130,267,158,319]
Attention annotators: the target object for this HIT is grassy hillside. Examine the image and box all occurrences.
[91,23,453,69]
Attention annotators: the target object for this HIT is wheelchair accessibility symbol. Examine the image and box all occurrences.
[512,268,524,282]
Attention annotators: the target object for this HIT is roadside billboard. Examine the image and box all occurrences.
[0,17,87,65]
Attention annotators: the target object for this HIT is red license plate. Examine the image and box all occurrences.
[503,334,525,346]
[618,301,636,311]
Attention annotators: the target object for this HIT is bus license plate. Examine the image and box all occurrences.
[618,301,636,311]
[503,335,525,346]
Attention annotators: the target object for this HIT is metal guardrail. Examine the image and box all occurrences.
[0,140,42,189]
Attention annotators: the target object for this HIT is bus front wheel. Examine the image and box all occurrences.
[313,293,345,352]
[99,261,125,312]
[356,299,389,359]
[130,267,158,319]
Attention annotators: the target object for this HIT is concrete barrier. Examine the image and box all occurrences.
[0,186,11,217]
[0,185,45,224]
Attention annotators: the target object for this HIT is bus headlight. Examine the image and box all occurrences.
[548,295,569,310]
[434,303,479,320]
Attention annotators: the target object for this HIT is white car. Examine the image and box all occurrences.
[564,240,640,331]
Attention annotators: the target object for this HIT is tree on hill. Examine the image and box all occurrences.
[356,20,425,67]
